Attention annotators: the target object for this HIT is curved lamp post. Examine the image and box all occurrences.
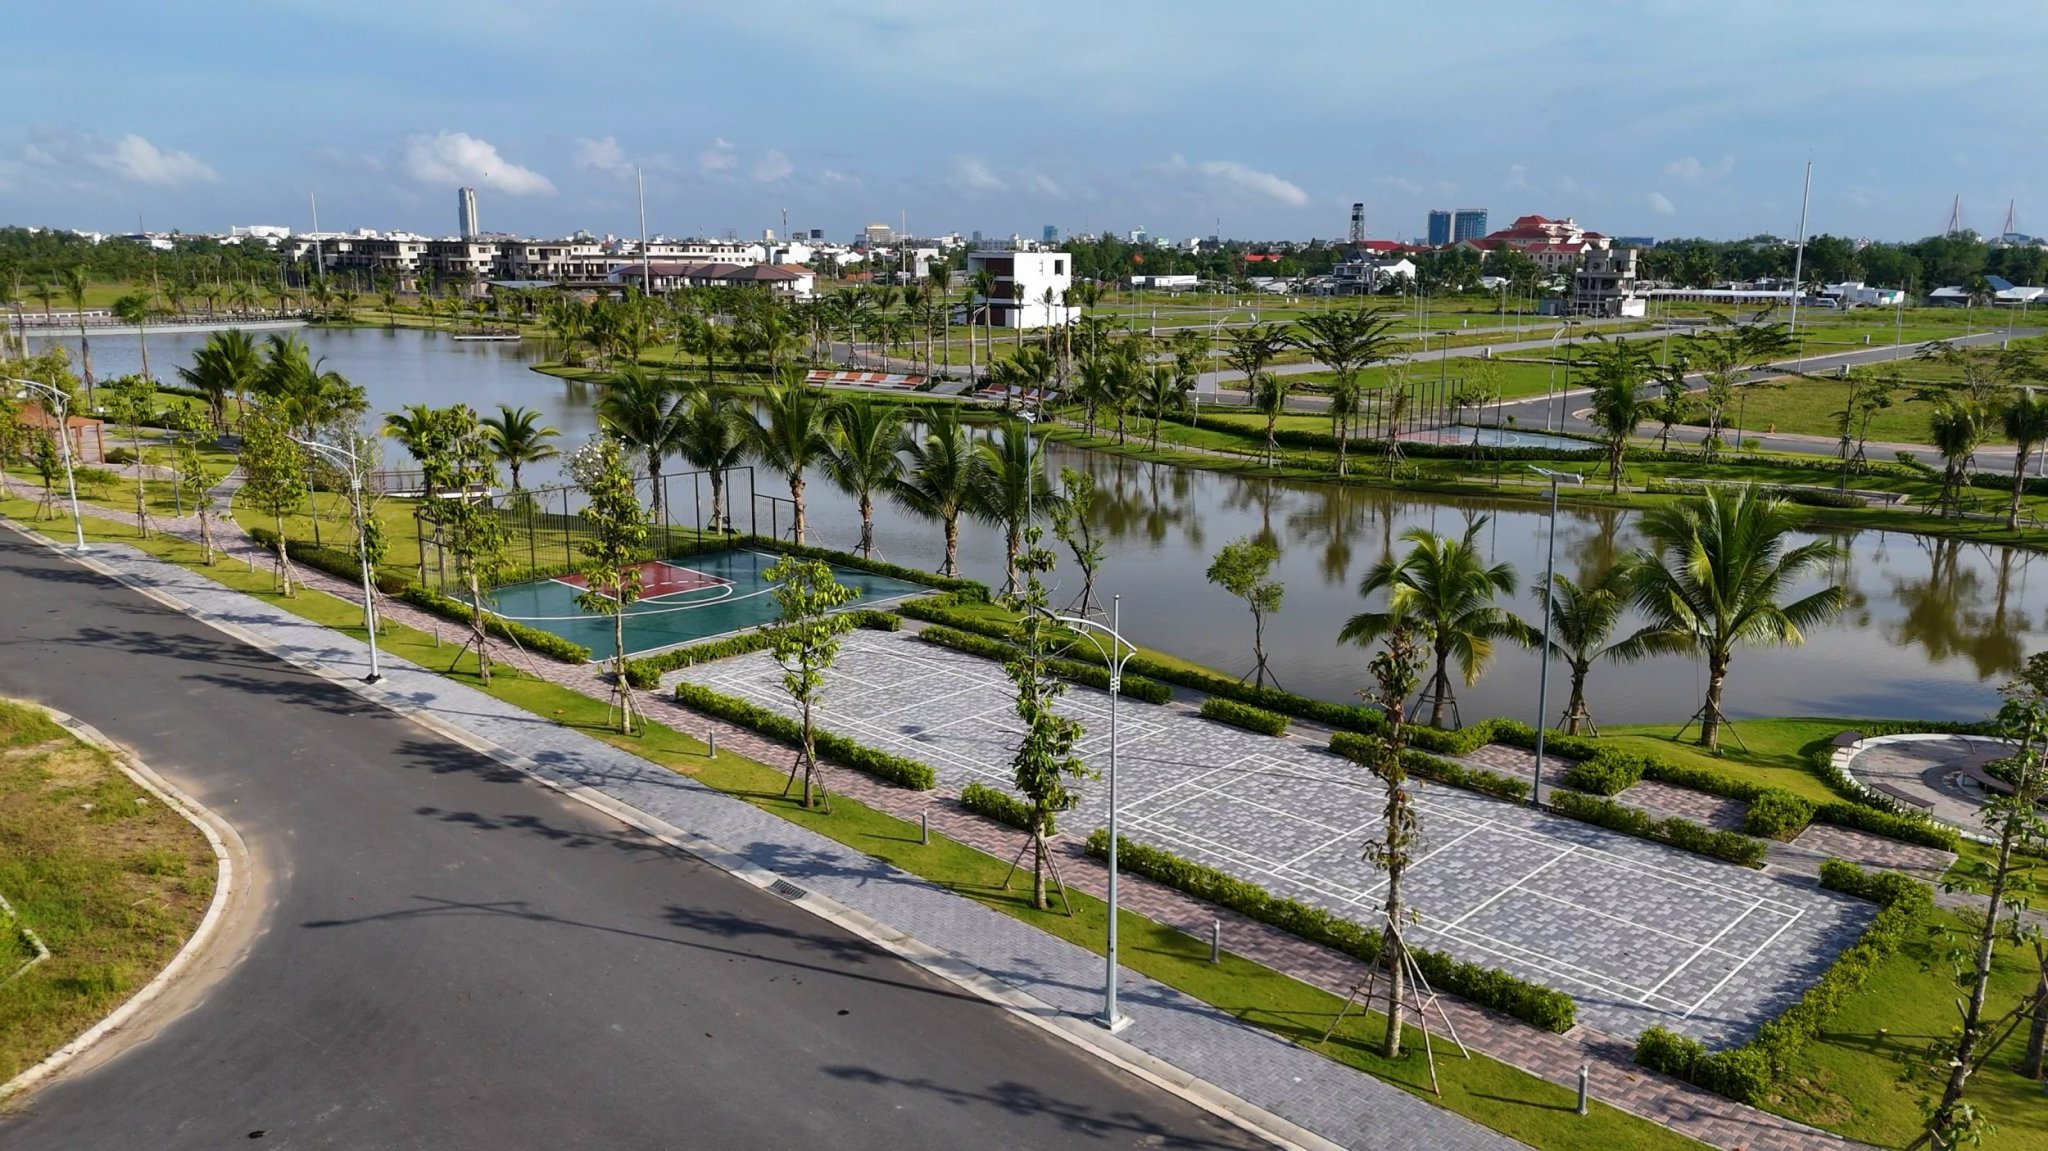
[294,436,383,683]
[8,376,88,552]
[1041,594,1133,1032]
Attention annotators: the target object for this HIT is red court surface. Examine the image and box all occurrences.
[552,560,732,601]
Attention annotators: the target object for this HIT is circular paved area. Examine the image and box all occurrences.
[1843,734,2015,829]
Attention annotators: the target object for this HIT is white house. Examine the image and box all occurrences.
[964,246,1079,329]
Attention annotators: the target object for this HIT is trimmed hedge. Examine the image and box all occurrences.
[620,609,899,689]
[1083,830,1576,1033]
[1325,732,1530,802]
[960,781,1056,834]
[1199,698,1291,736]
[915,625,1173,704]
[397,585,593,663]
[1638,858,1933,1103]
[1742,788,1817,839]
[1561,751,1648,796]
[1546,791,1768,867]
[248,525,412,595]
[672,681,937,790]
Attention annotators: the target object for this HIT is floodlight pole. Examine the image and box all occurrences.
[1529,467,1583,806]
[1045,594,1133,1033]
[295,436,383,683]
[9,377,88,552]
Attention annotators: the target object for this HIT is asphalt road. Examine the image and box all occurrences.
[0,529,1266,1151]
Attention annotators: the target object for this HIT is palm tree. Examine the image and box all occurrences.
[674,387,748,534]
[2001,390,2048,528]
[61,266,95,408]
[968,268,998,383]
[1225,322,1292,463]
[1291,308,1401,476]
[746,371,836,545]
[973,421,1050,596]
[1580,335,1658,494]
[1251,372,1290,465]
[1621,487,1845,750]
[893,407,984,576]
[596,366,687,515]
[175,328,262,429]
[480,404,560,491]
[1534,568,1634,735]
[1929,399,1986,518]
[1342,518,1529,729]
[1138,364,1188,447]
[112,290,156,383]
[822,399,906,557]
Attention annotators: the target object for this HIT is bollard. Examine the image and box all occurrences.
[1210,919,1221,964]
[920,810,929,845]
[1577,1065,1589,1116]
[433,624,441,648]
[708,727,717,758]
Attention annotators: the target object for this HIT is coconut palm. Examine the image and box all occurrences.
[746,371,836,545]
[175,328,263,429]
[595,366,687,514]
[1927,399,1986,518]
[112,290,155,383]
[973,421,1051,596]
[1620,487,1845,750]
[2000,390,2048,528]
[480,404,560,491]
[1342,518,1530,729]
[893,406,985,576]
[822,399,906,557]
[1138,363,1189,447]
[1579,335,1658,493]
[1225,322,1292,463]
[674,387,748,533]
[1533,568,1634,735]
[968,268,999,382]
[1290,307,1401,475]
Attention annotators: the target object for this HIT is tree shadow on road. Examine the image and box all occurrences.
[819,1065,1259,1149]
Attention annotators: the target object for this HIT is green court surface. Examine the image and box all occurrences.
[486,549,926,659]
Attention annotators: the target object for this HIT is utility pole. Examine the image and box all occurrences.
[1787,161,1812,368]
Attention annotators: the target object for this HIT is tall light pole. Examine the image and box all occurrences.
[1019,408,1038,531]
[9,377,88,552]
[1043,595,1133,1032]
[1528,467,1583,806]
[1544,324,1570,433]
[294,436,383,683]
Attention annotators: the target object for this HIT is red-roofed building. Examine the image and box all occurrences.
[1456,214,1611,272]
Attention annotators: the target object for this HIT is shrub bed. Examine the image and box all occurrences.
[960,781,1055,833]
[1546,791,1768,867]
[1324,732,1530,802]
[1083,830,1576,1033]
[914,625,1173,704]
[620,610,898,689]
[1741,788,1817,839]
[1199,698,1291,736]
[672,681,937,790]
[248,525,413,594]
[1637,858,1932,1103]
[397,585,592,663]
[669,536,988,601]
[1560,751,1649,796]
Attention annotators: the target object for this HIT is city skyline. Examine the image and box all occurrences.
[3,2,2045,244]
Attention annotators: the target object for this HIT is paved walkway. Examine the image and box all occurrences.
[0,477,1883,1150]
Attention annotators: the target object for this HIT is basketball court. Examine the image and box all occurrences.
[485,549,926,659]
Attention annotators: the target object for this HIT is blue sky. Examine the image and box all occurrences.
[3,1,2043,243]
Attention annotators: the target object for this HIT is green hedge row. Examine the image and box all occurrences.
[248,525,411,594]
[1546,791,1768,867]
[960,781,1056,834]
[671,681,937,790]
[1164,410,1605,463]
[914,625,1173,704]
[1742,788,1817,839]
[620,610,900,689]
[1635,859,1933,1103]
[897,597,1388,735]
[1326,731,1531,802]
[1561,752,1648,795]
[1083,830,1576,1033]
[396,585,593,663]
[1644,480,1865,509]
[1199,698,1291,736]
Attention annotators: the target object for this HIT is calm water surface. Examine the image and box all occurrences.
[44,327,2042,724]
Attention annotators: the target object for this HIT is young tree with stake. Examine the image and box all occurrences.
[419,405,509,683]
[1207,537,1284,689]
[766,556,857,810]
[1050,466,1105,617]
[1003,527,1090,910]
[172,411,225,564]
[1357,625,1424,1058]
[569,435,650,733]
[238,407,307,594]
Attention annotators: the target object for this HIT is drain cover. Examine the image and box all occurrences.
[767,879,807,901]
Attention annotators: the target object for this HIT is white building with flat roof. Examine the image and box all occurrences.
[964,247,1078,329]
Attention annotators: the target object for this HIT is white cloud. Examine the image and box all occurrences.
[948,156,1006,193]
[1199,160,1308,207]
[1648,191,1677,216]
[1025,171,1067,199]
[1664,154,1734,182]
[1505,164,1528,190]
[24,131,219,188]
[403,131,554,195]
[750,149,793,183]
[819,168,858,188]
[698,137,738,175]
[575,136,631,177]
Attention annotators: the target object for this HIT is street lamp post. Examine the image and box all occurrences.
[1043,595,1133,1033]
[9,377,88,552]
[1544,325,1570,433]
[294,436,383,683]
[1019,409,1038,531]
[1528,467,1583,806]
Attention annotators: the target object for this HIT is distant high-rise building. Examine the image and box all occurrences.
[1427,209,1452,247]
[1128,226,1147,245]
[1042,224,1058,244]
[1451,208,1488,243]
[458,187,479,239]
[809,228,824,241]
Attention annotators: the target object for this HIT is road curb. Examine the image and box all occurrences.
[0,518,1342,1151]
[0,701,249,1106]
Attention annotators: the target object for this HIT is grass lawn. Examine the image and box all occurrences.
[0,497,1707,1151]
[0,698,215,1082]
[1766,905,2045,1148]
[1592,719,1852,805]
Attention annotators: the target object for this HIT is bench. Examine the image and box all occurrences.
[1870,780,1936,810]
[1829,729,1865,749]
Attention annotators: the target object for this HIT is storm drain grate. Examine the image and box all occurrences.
[767,879,808,901]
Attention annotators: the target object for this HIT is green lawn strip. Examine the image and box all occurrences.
[1763,906,2045,1148]
[0,505,1702,1150]
[0,698,216,1081]
[1591,721,1852,806]
[1943,838,2048,912]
